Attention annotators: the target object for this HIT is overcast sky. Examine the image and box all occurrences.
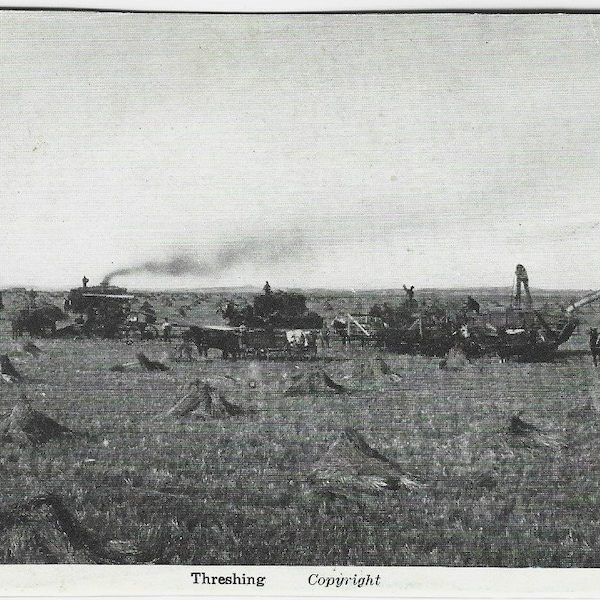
[2,12,600,291]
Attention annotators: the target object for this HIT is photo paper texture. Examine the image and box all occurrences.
[0,7,598,597]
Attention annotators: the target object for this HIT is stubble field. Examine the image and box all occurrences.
[0,288,598,566]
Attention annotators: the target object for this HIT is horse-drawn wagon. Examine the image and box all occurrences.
[244,328,318,360]
[186,324,318,360]
[122,311,160,340]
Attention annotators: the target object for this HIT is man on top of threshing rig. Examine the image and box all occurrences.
[403,285,418,311]
[513,264,533,310]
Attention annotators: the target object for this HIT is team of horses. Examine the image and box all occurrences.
[10,306,66,339]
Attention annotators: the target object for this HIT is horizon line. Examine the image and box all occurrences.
[1,284,598,294]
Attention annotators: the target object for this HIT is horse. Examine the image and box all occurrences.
[331,318,348,345]
[11,307,64,339]
[187,325,242,360]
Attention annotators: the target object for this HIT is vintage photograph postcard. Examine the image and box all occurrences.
[0,5,599,597]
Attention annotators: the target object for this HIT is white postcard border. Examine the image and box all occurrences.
[0,4,599,599]
[0,566,598,597]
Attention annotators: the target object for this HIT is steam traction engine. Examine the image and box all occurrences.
[64,284,134,338]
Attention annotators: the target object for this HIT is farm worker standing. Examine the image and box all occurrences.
[161,318,172,342]
[239,324,249,350]
[82,275,89,288]
[263,281,272,295]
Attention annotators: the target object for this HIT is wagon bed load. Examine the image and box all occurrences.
[222,289,323,330]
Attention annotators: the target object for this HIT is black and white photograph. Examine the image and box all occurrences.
[0,5,599,595]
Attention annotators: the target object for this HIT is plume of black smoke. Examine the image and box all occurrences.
[101,233,309,286]
[101,256,205,286]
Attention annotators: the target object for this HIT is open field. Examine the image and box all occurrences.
[0,288,598,566]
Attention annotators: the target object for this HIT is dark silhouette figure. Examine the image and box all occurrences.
[496,327,510,363]
[27,289,37,310]
[332,318,348,346]
[139,301,156,324]
[263,281,272,296]
[161,319,172,342]
[320,324,330,348]
[82,276,89,288]
[590,328,600,366]
[176,338,195,362]
[514,264,532,309]
[466,296,480,314]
